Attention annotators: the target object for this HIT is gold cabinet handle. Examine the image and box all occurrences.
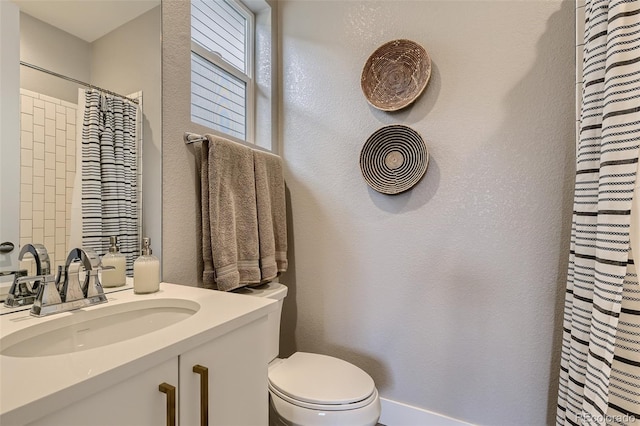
[159,382,176,426]
[193,364,209,426]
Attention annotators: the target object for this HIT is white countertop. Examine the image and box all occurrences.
[0,282,277,425]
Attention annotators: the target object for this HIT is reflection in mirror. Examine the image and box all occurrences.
[19,79,141,275]
[12,1,161,277]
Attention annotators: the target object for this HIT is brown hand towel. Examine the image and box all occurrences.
[198,135,261,292]
[197,140,215,289]
[253,150,288,282]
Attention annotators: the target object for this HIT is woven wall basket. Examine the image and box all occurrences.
[360,125,429,195]
[361,39,431,111]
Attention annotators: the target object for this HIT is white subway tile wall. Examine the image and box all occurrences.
[19,89,76,271]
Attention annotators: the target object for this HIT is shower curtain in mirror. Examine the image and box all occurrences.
[81,89,139,274]
[556,1,640,425]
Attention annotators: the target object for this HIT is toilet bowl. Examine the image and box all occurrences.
[235,283,381,426]
[268,352,381,426]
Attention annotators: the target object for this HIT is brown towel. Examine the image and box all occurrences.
[198,135,261,292]
[254,150,288,282]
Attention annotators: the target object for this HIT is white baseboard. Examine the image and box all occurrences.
[379,398,474,426]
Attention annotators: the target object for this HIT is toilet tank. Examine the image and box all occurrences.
[234,282,288,361]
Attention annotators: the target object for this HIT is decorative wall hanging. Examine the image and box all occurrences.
[359,125,429,195]
[361,39,431,112]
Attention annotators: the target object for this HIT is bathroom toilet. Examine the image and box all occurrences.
[235,283,381,426]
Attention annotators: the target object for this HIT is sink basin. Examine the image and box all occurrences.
[0,298,200,357]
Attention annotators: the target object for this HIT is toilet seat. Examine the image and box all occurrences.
[268,352,377,411]
[269,383,379,411]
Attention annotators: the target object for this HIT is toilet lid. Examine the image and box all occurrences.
[268,352,375,405]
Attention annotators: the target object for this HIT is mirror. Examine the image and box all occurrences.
[8,0,161,276]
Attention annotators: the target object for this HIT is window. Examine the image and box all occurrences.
[191,0,254,142]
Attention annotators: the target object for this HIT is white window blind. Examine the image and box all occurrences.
[191,0,253,141]
[191,52,246,140]
[192,0,247,73]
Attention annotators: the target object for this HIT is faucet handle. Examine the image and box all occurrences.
[0,269,27,278]
[84,249,101,270]
[2,269,32,308]
[16,274,55,284]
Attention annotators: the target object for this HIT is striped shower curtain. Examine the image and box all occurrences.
[557,1,640,424]
[81,90,139,274]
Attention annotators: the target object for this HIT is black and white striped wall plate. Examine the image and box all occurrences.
[359,124,429,195]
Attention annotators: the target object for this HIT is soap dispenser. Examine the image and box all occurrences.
[133,237,160,294]
[101,236,127,287]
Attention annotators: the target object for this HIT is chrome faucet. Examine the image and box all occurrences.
[64,248,108,303]
[30,248,109,317]
[60,249,92,303]
[3,244,51,308]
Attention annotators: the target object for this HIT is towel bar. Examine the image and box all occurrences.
[184,132,206,144]
[184,132,276,155]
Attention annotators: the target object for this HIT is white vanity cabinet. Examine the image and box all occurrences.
[1,284,277,426]
[180,316,269,426]
[27,358,179,426]
[26,317,268,426]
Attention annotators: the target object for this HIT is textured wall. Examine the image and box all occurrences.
[162,0,205,286]
[277,1,575,425]
[15,9,162,266]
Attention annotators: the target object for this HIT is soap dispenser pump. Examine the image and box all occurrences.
[101,236,127,287]
[133,237,160,294]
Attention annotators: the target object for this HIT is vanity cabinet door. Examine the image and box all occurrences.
[179,316,269,426]
[27,357,179,426]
